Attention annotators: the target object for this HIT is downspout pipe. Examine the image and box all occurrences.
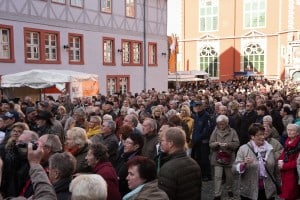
[143,0,146,91]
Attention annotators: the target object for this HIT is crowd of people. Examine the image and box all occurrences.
[0,77,299,200]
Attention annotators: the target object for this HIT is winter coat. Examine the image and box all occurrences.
[234,142,280,200]
[10,164,57,200]
[53,177,72,200]
[93,161,121,200]
[142,133,158,161]
[134,180,169,200]
[297,154,300,185]
[191,110,210,144]
[266,137,283,160]
[239,110,257,145]
[115,150,141,197]
[158,150,202,200]
[209,127,240,166]
[73,143,92,173]
[278,135,300,200]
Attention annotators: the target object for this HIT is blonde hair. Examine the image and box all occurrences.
[67,127,88,148]
[70,174,107,200]
[180,105,191,117]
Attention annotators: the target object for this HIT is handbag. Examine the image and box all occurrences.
[247,144,282,195]
[216,150,231,165]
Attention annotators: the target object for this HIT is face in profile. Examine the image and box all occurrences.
[126,165,145,190]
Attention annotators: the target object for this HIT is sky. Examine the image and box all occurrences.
[167,0,181,35]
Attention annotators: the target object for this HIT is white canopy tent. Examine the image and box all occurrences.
[1,69,99,99]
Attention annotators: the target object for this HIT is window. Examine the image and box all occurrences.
[24,28,60,64]
[199,45,218,77]
[126,0,135,18]
[70,0,83,7]
[101,0,111,13]
[199,0,218,31]
[242,43,265,73]
[0,25,15,62]
[148,42,157,66]
[107,75,130,95]
[68,33,84,64]
[52,0,65,3]
[121,40,143,66]
[244,0,266,28]
[103,37,115,65]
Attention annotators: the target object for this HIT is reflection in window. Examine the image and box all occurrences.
[26,32,40,60]
[45,33,57,60]
[148,43,157,66]
[107,78,116,95]
[243,43,264,73]
[244,0,265,28]
[70,0,83,7]
[0,29,10,59]
[126,0,135,17]
[199,45,218,77]
[101,0,111,13]
[199,0,218,31]
[103,38,114,64]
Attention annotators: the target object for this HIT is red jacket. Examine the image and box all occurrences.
[93,161,121,200]
[279,135,300,200]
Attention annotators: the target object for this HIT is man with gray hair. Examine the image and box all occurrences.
[91,120,119,167]
[141,118,158,161]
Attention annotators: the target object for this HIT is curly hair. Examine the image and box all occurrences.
[88,143,109,162]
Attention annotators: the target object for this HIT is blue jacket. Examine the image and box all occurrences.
[192,110,210,144]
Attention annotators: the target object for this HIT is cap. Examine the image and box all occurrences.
[39,101,50,107]
[26,107,37,115]
[36,110,53,122]
[193,101,202,106]
[1,111,20,121]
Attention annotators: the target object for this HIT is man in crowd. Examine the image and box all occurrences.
[158,127,202,200]
[141,118,158,161]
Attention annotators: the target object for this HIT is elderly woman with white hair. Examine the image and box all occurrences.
[64,127,91,173]
[262,115,280,141]
[278,123,300,200]
[70,174,107,200]
[209,115,240,200]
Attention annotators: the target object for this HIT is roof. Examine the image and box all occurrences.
[1,69,98,88]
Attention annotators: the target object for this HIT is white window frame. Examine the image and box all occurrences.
[70,36,81,62]
[126,0,135,18]
[101,0,112,13]
[132,42,141,64]
[244,0,266,28]
[26,32,40,60]
[0,28,10,59]
[103,38,113,64]
[45,33,57,61]
[199,0,218,32]
[148,43,157,66]
[52,0,65,3]
[70,0,83,7]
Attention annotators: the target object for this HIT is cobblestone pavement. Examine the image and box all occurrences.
[201,174,281,200]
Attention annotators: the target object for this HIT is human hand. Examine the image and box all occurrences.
[27,142,43,167]
[244,156,254,165]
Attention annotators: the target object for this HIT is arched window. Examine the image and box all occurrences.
[199,45,218,77]
[243,43,264,73]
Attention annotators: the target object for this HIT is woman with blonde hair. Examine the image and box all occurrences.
[179,104,194,154]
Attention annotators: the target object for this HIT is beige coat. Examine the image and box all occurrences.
[209,127,240,166]
[234,142,281,200]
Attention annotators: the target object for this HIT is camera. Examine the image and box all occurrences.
[16,141,38,150]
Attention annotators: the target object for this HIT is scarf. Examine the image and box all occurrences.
[122,184,145,200]
[250,140,272,178]
[86,126,101,138]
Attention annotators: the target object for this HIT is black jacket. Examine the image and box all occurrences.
[53,177,72,200]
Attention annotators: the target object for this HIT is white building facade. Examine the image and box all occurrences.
[0,0,168,95]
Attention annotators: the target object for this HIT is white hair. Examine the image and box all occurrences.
[70,174,107,200]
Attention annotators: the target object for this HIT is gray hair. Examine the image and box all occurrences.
[49,152,76,179]
[66,127,88,148]
[105,120,116,133]
[263,115,272,123]
[216,115,229,124]
[44,134,63,153]
[70,174,107,200]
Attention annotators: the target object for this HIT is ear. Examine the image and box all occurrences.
[133,144,140,151]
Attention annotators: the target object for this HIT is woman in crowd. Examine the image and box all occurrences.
[64,127,91,173]
[263,124,283,160]
[234,123,280,200]
[209,115,240,200]
[56,105,68,128]
[86,143,121,200]
[115,132,144,196]
[86,115,102,139]
[262,115,280,141]
[280,105,294,145]
[123,156,168,200]
[0,122,29,197]
[179,104,194,154]
[278,123,300,200]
